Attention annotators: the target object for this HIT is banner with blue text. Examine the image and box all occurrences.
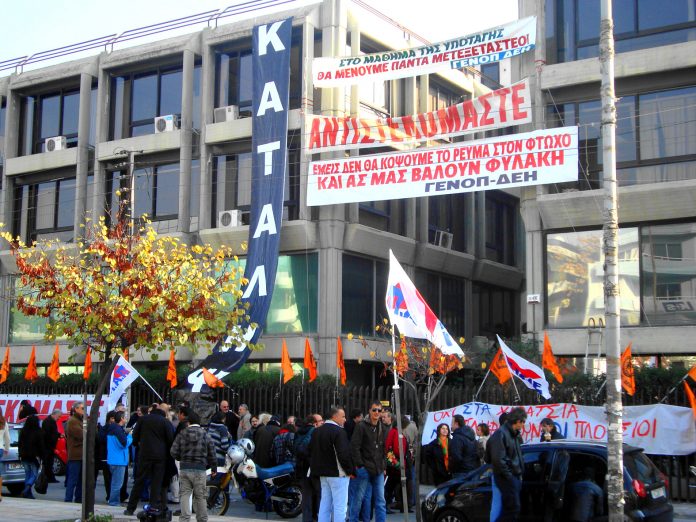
[188,18,292,391]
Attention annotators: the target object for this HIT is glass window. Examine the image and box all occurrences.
[160,70,182,117]
[134,163,179,220]
[472,282,517,339]
[546,228,640,327]
[641,222,696,326]
[56,178,76,228]
[62,92,80,136]
[131,73,158,122]
[485,193,517,265]
[639,86,696,160]
[26,177,76,242]
[480,63,500,90]
[342,254,375,336]
[40,95,61,140]
[638,0,694,31]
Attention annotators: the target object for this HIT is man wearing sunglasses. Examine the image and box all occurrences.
[349,401,388,522]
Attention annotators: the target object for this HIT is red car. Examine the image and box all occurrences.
[16,413,69,476]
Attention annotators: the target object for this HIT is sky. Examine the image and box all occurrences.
[0,0,517,72]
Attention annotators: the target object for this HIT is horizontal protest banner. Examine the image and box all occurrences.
[306,126,578,206]
[0,394,107,424]
[306,79,532,154]
[421,402,696,456]
[313,17,536,87]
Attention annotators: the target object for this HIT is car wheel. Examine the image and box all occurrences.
[53,456,66,476]
[6,483,25,496]
[435,509,468,522]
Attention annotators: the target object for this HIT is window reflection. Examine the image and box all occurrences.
[546,229,640,327]
[641,223,696,326]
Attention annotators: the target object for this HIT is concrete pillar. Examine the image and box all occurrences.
[74,72,93,238]
[317,0,348,373]
[92,67,110,220]
[1,89,20,227]
[178,49,195,233]
[198,35,215,230]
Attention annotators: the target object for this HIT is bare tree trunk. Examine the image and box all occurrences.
[599,1,624,520]
[83,345,117,521]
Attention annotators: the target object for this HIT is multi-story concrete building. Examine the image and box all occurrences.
[518,0,696,372]
[0,0,523,382]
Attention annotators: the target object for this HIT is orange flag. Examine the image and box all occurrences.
[83,347,93,380]
[336,337,346,386]
[303,338,317,382]
[684,382,696,419]
[25,345,38,382]
[202,367,225,389]
[687,364,696,382]
[490,348,512,385]
[281,339,294,384]
[0,346,9,384]
[166,349,178,389]
[47,344,61,382]
[621,343,636,396]
[542,332,563,383]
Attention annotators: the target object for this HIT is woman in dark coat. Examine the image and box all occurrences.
[18,415,44,498]
[424,423,452,485]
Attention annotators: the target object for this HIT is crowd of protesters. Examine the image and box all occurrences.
[0,398,561,522]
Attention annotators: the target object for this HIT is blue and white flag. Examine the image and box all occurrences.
[497,335,551,399]
[108,356,141,410]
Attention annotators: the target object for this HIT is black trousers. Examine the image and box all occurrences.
[496,474,522,522]
[127,458,165,512]
[42,449,56,481]
[300,475,321,522]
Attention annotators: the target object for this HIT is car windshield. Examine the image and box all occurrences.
[625,450,661,485]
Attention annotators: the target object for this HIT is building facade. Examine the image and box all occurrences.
[518,0,696,371]
[0,0,523,383]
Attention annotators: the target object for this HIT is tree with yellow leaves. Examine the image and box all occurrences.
[1,203,256,520]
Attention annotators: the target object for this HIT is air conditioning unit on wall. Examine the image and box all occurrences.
[45,136,67,152]
[435,230,454,249]
[218,210,245,229]
[214,105,239,123]
[154,114,180,133]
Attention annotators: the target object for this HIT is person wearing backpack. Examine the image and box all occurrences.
[272,423,296,465]
[294,414,322,522]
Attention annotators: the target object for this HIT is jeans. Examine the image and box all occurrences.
[496,474,521,522]
[318,476,349,522]
[109,465,127,506]
[22,459,39,494]
[65,460,82,502]
[179,470,208,522]
[349,467,385,522]
[348,475,371,522]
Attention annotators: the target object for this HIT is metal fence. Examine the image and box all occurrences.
[3,380,694,501]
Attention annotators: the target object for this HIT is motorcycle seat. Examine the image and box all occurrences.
[256,462,295,480]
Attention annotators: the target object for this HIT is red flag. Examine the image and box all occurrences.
[281,339,294,384]
[336,337,346,386]
[490,348,511,385]
[621,343,636,396]
[25,345,38,382]
[47,344,61,382]
[83,347,93,381]
[166,349,178,389]
[0,346,10,384]
[684,382,696,419]
[202,367,225,389]
[303,338,317,382]
[542,332,564,383]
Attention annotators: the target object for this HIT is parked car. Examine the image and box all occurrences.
[421,440,673,522]
[16,413,69,476]
[2,425,28,496]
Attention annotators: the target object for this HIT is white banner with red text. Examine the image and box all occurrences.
[313,16,536,87]
[306,79,532,154]
[421,402,696,456]
[0,394,107,424]
[306,126,578,206]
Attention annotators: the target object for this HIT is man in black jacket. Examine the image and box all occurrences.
[309,406,354,522]
[488,407,526,522]
[124,407,174,516]
[349,400,388,522]
[41,408,61,483]
[449,414,480,475]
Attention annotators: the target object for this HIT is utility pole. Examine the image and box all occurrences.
[599,1,624,520]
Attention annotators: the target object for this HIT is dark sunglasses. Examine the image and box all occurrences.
[371,408,382,412]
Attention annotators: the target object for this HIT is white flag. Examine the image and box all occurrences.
[385,250,463,357]
[497,335,551,399]
[108,356,141,410]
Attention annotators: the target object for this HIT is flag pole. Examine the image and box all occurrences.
[497,340,522,403]
[659,371,691,403]
[474,366,492,402]
[390,330,409,522]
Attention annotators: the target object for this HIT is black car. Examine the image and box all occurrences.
[422,440,673,522]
